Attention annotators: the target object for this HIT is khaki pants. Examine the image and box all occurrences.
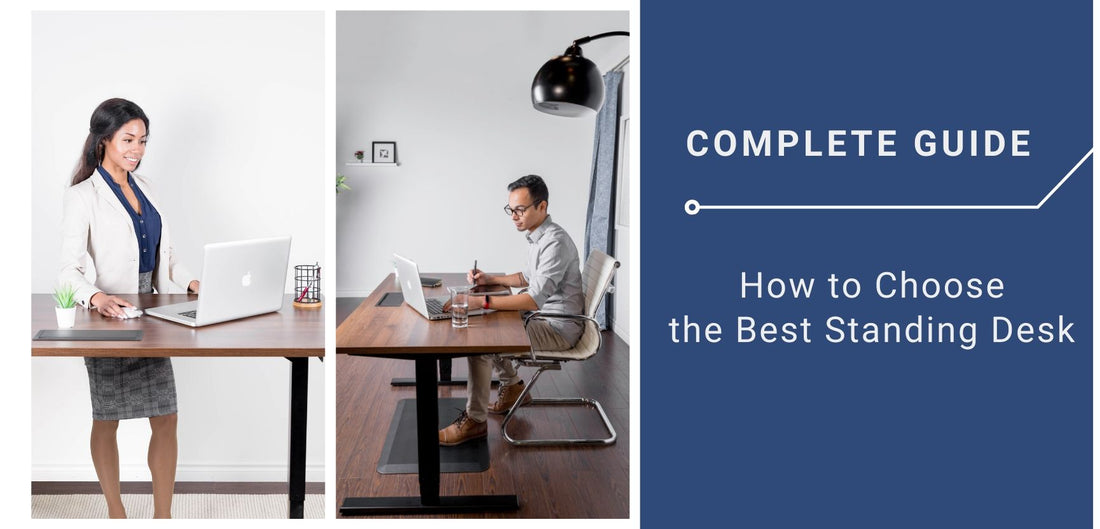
[465,319,573,422]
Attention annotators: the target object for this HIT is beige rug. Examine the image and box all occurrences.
[32,494,324,519]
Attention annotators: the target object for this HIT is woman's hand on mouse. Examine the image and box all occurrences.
[90,292,135,318]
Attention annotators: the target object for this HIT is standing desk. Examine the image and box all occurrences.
[31,293,323,519]
[336,274,527,515]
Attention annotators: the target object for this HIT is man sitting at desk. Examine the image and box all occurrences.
[439,174,585,446]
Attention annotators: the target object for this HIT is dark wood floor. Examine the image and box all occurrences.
[335,298,630,518]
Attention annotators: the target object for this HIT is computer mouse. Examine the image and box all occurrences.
[121,307,143,319]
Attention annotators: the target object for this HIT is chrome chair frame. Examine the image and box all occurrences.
[500,253,619,446]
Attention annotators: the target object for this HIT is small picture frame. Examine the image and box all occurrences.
[372,141,397,164]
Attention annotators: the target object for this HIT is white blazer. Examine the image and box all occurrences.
[59,171,196,308]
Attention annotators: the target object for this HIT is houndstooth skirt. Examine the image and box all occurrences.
[84,271,178,421]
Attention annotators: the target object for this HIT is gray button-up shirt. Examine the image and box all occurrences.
[522,215,585,345]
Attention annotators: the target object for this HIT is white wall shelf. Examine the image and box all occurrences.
[345,162,401,167]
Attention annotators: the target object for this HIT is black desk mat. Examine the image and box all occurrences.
[34,329,143,341]
[378,397,490,474]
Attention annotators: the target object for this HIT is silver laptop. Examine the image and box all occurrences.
[394,253,492,320]
[146,236,292,327]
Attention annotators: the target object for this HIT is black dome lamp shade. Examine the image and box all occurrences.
[532,31,629,117]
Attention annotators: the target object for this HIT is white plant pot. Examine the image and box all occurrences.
[55,307,77,329]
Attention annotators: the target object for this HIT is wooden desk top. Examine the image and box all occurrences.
[31,294,323,358]
[336,273,531,358]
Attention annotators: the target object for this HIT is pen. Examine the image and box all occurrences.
[472,260,477,285]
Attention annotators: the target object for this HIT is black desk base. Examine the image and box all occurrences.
[343,356,519,517]
[340,495,519,516]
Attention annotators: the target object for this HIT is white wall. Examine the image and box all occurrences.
[335,10,631,344]
[31,12,325,482]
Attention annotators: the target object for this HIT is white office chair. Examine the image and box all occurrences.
[501,249,620,446]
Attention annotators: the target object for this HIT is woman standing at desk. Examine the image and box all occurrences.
[59,98,199,519]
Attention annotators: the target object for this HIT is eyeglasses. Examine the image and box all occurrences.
[503,201,542,217]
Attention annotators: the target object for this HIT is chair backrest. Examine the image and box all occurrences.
[528,250,619,358]
[581,249,620,318]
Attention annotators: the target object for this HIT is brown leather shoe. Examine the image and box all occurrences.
[488,380,533,414]
[438,411,487,446]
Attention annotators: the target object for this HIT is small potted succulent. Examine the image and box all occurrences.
[54,283,78,328]
[354,150,365,162]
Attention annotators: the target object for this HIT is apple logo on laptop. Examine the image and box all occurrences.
[242,272,252,287]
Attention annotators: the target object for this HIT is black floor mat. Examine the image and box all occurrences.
[377,398,490,474]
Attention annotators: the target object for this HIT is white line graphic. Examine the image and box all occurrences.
[684,149,1094,215]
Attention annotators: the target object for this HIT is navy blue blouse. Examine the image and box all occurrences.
[97,166,162,274]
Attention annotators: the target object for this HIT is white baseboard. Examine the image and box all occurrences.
[33,463,325,482]
[610,317,629,345]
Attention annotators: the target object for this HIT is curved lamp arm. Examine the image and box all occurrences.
[571,31,630,48]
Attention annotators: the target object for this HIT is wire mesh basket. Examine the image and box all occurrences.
[293,263,322,309]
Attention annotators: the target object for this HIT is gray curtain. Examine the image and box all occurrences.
[584,71,623,329]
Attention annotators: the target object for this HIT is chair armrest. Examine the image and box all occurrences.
[521,312,602,361]
[523,311,599,325]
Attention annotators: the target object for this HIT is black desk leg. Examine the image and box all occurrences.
[390,358,499,387]
[438,357,453,382]
[287,357,308,519]
[414,358,441,505]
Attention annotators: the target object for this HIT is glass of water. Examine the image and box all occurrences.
[448,285,470,328]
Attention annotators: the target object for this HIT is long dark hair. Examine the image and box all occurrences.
[71,98,149,186]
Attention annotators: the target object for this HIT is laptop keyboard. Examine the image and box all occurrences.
[425,298,444,315]
[179,310,198,319]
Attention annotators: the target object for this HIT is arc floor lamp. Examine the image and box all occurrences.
[531,31,630,117]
